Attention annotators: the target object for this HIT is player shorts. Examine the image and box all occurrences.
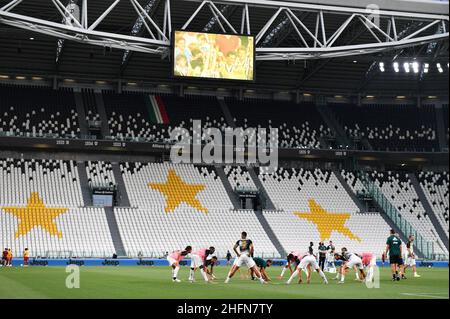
[347,255,364,270]
[167,256,178,266]
[389,254,404,265]
[190,254,203,268]
[235,254,256,268]
[299,255,319,271]
[405,257,416,267]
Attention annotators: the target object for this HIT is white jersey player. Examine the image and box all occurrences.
[286,251,328,285]
[334,248,366,284]
[404,235,421,278]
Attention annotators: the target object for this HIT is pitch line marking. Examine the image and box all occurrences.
[400,292,449,299]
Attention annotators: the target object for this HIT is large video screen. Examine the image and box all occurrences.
[173,31,255,81]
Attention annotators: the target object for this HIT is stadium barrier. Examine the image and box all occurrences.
[5,258,449,268]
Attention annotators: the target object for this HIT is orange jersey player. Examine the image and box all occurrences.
[23,248,29,267]
[7,249,12,267]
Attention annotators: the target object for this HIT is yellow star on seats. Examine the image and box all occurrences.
[1,192,68,239]
[148,169,208,214]
[294,199,361,242]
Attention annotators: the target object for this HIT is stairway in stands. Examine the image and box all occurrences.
[76,161,93,206]
[112,163,131,207]
[94,91,111,139]
[214,165,240,210]
[408,173,449,251]
[254,210,286,257]
[247,167,276,210]
[217,97,236,128]
[435,103,448,152]
[316,104,352,148]
[357,171,433,259]
[104,207,126,257]
[73,90,89,137]
[333,169,367,213]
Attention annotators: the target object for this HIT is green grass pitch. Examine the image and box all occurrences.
[0,266,448,299]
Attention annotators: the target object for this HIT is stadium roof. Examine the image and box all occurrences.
[0,0,448,95]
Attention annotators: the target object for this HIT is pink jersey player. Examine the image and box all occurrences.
[169,250,185,262]
[190,247,216,282]
[167,246,193,283]
[361,252,376,267]
[194,248,207,261]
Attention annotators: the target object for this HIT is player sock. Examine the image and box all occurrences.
[189,268,195,281]
[280,267,287,277]
[286,269,299,284]
[174,266,180,279]
[319,271,328,283]
[224,276,230,284]
[200,269,209,282]
[355,272,360,280]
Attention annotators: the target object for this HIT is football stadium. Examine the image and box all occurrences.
[0,0,449,302]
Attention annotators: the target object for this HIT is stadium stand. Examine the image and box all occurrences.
[224,165,257,190]
[162,95,229,140]
[263,210,390,256]
[0,206,115,258]
[115,207,279,258]
[85,161,116,188]
[369,171,448,255]
[104,92,229,143]
[0,87,448,260]
[255,166,389,255]
[120,162,233,210]
[331,104,439,152]
[258,167,360,213]
[104,90,164,142]
[443,104,449,145]
[418,171,449,237]
[81,89,101,124]
[0,85,80,138]
[340,169,368,196]
[225,98,332,149]
[0,158,115,257]
[0,158,83,207]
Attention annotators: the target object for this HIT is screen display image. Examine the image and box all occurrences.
[173,31,255,81]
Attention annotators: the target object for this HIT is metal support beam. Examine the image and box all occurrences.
[0,0,447,61]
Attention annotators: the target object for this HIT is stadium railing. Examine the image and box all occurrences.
[358,171,435,259]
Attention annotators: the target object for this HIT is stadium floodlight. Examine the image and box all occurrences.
[412,62,419,73]
[393,62,400,73]
[379,62,385,72]
[403,62,411,73]
[437,63,444,73]
[424,63,430,73]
